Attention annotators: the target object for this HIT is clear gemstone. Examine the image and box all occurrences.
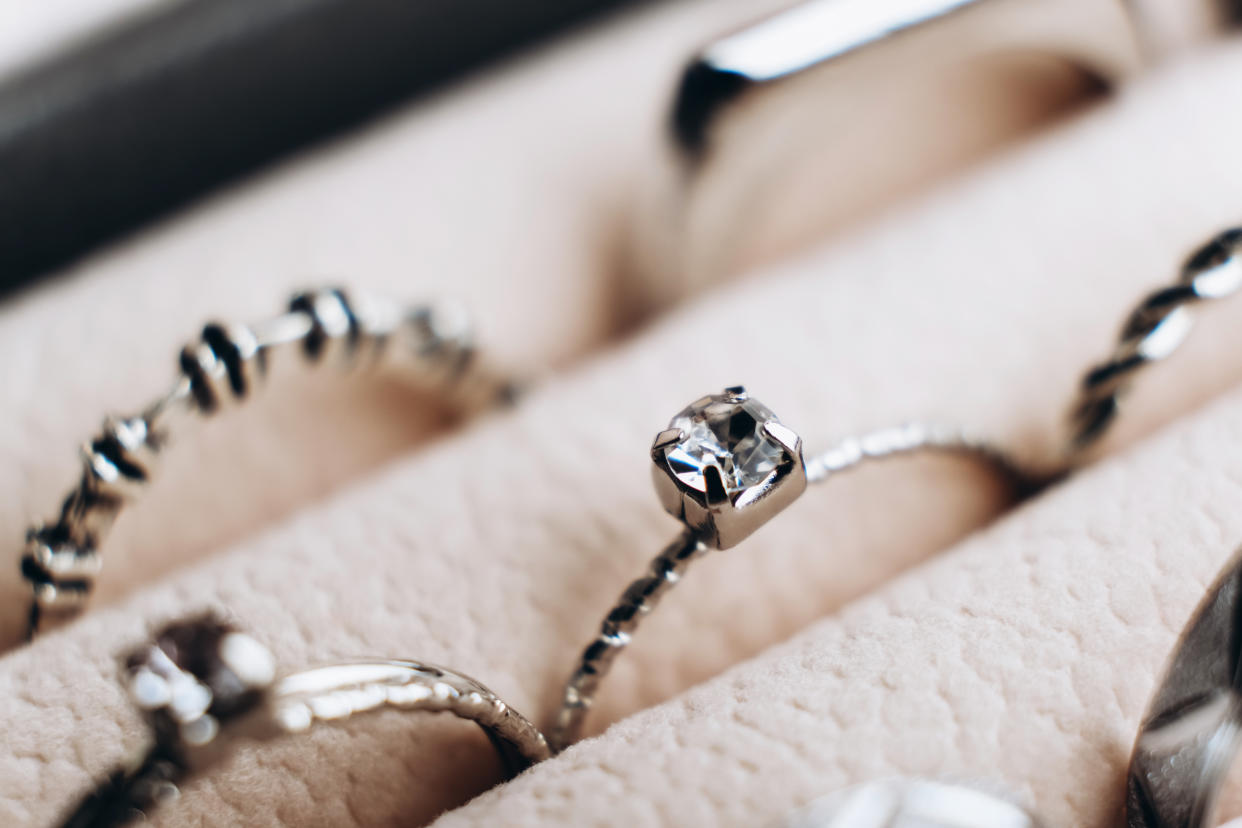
[662,392,789,496]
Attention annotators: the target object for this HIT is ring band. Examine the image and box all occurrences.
[550,386,1035,751]
[636,0,1144,306]
[1126,545,1242,828]
[59,614,549,827]
[20,287,515,641]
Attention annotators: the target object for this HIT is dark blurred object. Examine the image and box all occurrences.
[0,0,648,292]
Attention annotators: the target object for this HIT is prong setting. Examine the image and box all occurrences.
[702,465,729,507]
[762,421,802,456]
[650,388,807,548]
[651,428,685,453]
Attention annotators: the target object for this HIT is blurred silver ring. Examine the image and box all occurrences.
[635,0,1145,306]
[1126,545,1242,828]
[59,614,549,827]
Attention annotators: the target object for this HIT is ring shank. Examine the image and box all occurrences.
[551,528,706,751]
[59,658,549,827]
[270,659,551,774]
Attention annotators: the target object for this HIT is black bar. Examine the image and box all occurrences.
[0,0,647,292]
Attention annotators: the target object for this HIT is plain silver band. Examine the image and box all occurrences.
[635,0,1144,307]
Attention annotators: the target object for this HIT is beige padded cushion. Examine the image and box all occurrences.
[4,1,1242,826]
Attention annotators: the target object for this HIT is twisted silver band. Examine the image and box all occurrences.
[21,288,514,641]
[550,414,1036,752]
[59,615,549,827]
[1068,227,1242,454]
[1126,545,1242,828]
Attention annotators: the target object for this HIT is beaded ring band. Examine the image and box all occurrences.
[551,227,1242,750]
[20,288,515,640]
[59,614,549,827]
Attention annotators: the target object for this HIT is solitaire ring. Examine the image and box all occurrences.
[550,385,1034,750]
[59,614,549,827]
[552,227,1242,750]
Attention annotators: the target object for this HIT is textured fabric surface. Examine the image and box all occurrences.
[437,370,1242,828]
[5,2,1242,827]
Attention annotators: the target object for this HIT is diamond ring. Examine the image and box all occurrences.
[58,614,549,827]
[550,227,1242,750]
[550,386,1033,751]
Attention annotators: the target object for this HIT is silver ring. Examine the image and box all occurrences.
[553,227,1242,750]
[58,614,550,827]
[1125,545,1242,827]
[635,0,1146,306]
[19,287,517,641]
[1067,228,1242,456]
[779,778,1043,828]
[550,385,1034,751]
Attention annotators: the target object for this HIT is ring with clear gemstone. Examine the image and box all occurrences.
[552,385,1031,752]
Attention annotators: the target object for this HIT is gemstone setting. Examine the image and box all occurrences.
[663,393,786,498]
[651,387,807,549]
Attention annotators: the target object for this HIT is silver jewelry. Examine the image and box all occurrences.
[1125,544,1242,827]
[552,226,1242,750]
[779,778,1042,828]
[58,614,549,827]
[550,386,1036,750]
[20,288,515,641]
[635,0,1146,304]
[1068,227,1242,454]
